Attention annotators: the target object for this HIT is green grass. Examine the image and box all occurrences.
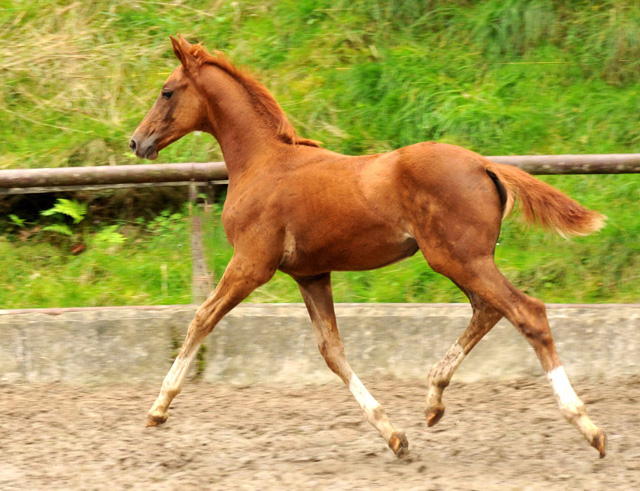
[1,1,639,307]
[0,213,192,309]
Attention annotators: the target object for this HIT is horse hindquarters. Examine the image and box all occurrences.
[402,153,605,456]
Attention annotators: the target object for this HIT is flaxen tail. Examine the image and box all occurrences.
[485,161,606,238]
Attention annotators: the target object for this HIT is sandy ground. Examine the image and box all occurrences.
[1,375,638,490]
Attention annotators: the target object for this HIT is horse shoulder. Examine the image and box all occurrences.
[221,170,285,247]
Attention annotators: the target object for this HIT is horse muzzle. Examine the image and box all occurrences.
[129,136,159,160]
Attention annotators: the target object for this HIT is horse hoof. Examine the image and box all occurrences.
[389,431,409,459]
[425,405,445,427]
[592,428,607,458]
[146,413,168,427]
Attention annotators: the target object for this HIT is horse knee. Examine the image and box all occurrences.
[318,341,348,377]
[191,311,213,336]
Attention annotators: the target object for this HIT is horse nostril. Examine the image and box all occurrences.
[129,139,137,152]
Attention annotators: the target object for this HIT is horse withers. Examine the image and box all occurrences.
[130,35,606,459]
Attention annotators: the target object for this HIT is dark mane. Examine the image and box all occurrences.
[189,44,320,148]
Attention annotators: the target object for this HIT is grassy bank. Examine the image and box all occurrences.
[0,209,192,309]
[1,1,638,307]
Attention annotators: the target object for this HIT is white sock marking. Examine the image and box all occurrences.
[547,366,581,411]
[349,373,381,419]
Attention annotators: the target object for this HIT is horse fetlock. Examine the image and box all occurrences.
[428,374,450,391]
[164,386,181,400]
[559,401,586,425]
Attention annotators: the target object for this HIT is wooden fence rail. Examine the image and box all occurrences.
[0,162,228,194]
[487,153,640,175]
[1,154,639,194]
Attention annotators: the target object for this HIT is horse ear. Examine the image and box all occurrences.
[170,34,197,72]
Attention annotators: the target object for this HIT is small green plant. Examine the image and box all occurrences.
[7,214,27,231]
[40,199,88,239]
[92,225,126,246]
[148,210,186,235]
[41,223,74,237]
[41,198,87,224]
[38,199,125,249]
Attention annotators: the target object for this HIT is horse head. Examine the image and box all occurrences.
[129,35,207,160]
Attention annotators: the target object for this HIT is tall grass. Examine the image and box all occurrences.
[1,1,639,168]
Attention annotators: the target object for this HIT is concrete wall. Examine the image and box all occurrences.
[1,304,638,384]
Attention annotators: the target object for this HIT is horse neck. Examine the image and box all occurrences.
[198,65,282,180]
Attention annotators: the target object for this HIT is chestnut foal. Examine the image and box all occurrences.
[130,35,607,459]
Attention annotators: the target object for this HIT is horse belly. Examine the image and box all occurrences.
[341,234,419,271]
[279,230,419,276]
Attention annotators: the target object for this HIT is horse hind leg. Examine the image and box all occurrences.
[513,293,606,457]
[432,254,606,457]
[425,292,502,427]
[296,273,409,458]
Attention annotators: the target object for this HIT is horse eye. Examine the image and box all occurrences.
[162,90,174,100]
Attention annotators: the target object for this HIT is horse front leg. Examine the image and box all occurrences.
[146,255,274,427]
[296,273,409,458]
